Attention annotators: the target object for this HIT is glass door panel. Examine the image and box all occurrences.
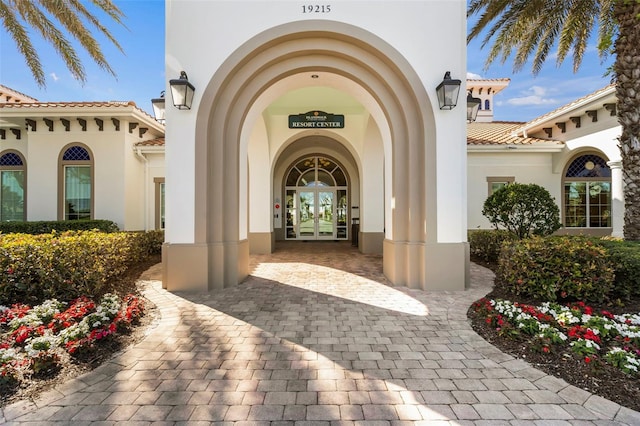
[285,190,297,239]
[317,191,334,239]
[299,191,315,237]
[336,189,347,239]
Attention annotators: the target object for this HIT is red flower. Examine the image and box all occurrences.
[542,346,550,353]
[584,356,591,364]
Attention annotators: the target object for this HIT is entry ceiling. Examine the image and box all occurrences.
[265,86,366,116]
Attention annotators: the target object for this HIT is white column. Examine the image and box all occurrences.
[607,160,624,238]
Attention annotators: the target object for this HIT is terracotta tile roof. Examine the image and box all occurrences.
[135,138,165,147]
[0,100,162,124]
[0,100,135,108]
[0,84,38,102]
[514,84,616,133]
[467,78,511,83]
[467,121,561,145]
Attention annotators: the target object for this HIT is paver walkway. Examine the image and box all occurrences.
[3,241,640,425]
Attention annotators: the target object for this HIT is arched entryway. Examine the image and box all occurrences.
[163,19,469,292]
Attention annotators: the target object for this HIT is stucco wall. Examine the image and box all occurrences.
[165,0,467,246]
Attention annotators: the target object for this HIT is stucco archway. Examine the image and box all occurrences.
[163,20,468,292]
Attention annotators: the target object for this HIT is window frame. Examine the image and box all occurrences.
[486,176,515,196]
[562,152,612,229]
[154,177,165,230]
[58,143,94,221]
[0,149,27,222]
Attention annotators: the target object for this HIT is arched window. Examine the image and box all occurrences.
[284,156,349,240]
[563,153,611,228]
[59,144,93,220]
[484,99,490,111]
[0,150,26,221]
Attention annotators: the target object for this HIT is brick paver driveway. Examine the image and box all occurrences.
[3,242,639,424]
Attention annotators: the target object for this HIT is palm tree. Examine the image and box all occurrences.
[0,0,125,88]
[468,0,640,240]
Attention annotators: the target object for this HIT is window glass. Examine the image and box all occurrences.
[160,182,165,229]
[316,170,334,186]
[65,166,91,220]
[564,154,611,228]
[1,170,24,221]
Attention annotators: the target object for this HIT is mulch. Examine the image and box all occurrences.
[468,258,640,413]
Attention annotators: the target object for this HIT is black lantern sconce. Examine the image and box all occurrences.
[466,92,482,122]
[151,91,166,122]
[435,71,462,110]
[169,71,195,110]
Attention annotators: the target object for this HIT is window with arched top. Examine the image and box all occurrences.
[563,153,611,228]
[484,99,490,111]
[59,144,93,220]
[284,156,349,240]
[0,150,26,221]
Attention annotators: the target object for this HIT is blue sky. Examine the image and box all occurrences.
[0,1,614,122]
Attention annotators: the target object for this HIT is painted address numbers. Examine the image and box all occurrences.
[302,5,331,13]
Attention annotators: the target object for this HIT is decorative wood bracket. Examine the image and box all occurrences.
[543,127,553,138]
[585,110,598,122]
[77,118,87,131]
[60,118,70,131]
[95,118,104,131]
[44,118,54,131]
[25,119,36,131]
[11,129,21,140]
[555,122,566,133]
[0,129,5,140]
[603,103,616,116]
[111,118,120,131]
[129,122,138,133]
[570,116,581,128]
[139,127,148,138]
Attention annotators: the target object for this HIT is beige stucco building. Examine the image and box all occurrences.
[0,1,623,295]
[161,0,470,293]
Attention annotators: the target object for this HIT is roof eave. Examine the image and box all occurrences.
[467,143,565,153]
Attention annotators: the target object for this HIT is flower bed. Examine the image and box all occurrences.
[472,298,640,375]
[0,294,144,389]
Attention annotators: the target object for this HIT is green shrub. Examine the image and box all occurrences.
[482,183,561,239]
[468,229,517,264]
[496,236,614,303]
[0,230,158,305]
[0,220,119,235]
[594,239,640,301]
[136,229,164,256]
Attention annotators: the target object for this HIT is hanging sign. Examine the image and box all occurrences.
[288,110,344,129]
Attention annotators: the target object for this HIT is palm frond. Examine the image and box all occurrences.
[467,0,616,75]
[13,0,86,83]
[0,0,45,87]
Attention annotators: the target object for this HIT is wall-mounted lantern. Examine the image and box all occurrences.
[466,92,481,122]
[169,71,195,110]
[435,71,461,110]
[151,91,166,122]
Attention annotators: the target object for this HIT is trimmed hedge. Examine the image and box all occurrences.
[0,220,119,235]
[468,229,517,264]
[594,239,640,301]
[0,230,163,305]
[496,236,614,303]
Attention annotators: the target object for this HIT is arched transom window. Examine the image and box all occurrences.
[0,151,26,221]
[563,153,611,228]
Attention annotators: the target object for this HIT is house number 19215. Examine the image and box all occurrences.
[302,5,331,13]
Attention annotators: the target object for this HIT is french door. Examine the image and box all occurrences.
[286,188,348,240]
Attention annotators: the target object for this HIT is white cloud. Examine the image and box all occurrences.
[505,85,557,106]
[467,72,483,79]
[49,72,59,82]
